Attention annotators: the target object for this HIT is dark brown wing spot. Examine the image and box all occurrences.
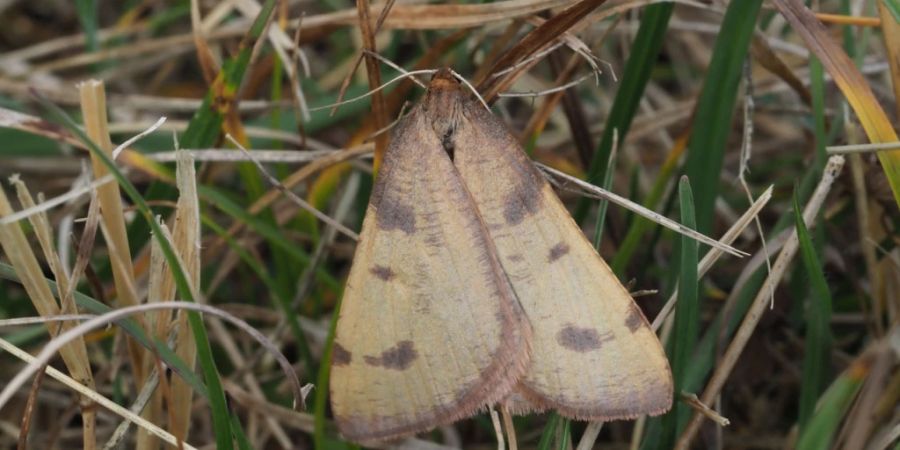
[376,201,416,234]
[625,305,644,333]
[556,325,609,353]
[364,340,418,370]
[508,254,524,262]
[370,265,395,281]
[548,242,570,262]
[502,181,542,226]
[332,343,352,366]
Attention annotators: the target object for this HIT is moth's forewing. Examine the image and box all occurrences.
[431,74,673,419]
[330,100,532,444]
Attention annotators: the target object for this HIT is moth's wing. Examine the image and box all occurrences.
[452,99,673,420]
[330,109,531,444]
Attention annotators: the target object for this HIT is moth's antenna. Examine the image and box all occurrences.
[491,42,566,79]
[366,101,412,142]
[449,69,490,112]
[310,69,437,112]
[497,72,594,98]
[362,49,427,89]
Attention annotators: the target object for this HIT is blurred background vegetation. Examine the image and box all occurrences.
[0,0,898,449]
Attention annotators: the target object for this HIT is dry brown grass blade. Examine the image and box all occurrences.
[471,20,526,83]
[771,0,900,208]
[17,360,47,450]
[0,185,97,450]
[876,1,900,118]
[79,80,146,383]
[750,35,811,105]
[476,0,608,102]
[524,49,598,163]
[0,106,82,147]
[519,53,580,140]
[675,156,846,449]
[8,1,570,76]
[332,0,396,117]
[548,52,594,167]
[190,0,220,83]
[356,0,390,168]
[296,0,571,31]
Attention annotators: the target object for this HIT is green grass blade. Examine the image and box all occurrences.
[682,0,763,233]
[232,413,256,450]
[314,288,346,449]
[810,56,828,169]
[574,3,674,222]
[659,176,700,447]
[795,358,869,450]
[592,139,619,249]
[793,190,833,431]
[536,413,560,450]
[74,0,99,54]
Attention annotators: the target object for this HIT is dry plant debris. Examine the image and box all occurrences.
[0,1,898,449]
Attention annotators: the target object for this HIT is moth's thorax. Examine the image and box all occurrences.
[422,72,467,147]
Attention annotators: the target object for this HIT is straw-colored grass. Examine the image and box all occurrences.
[0,1,897,449]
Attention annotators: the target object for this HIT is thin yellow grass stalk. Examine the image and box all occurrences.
[137,236,169,450]
[78,80,146,384]
[166,150,202,443]
[10,178,99,449]
[0,185,96,450]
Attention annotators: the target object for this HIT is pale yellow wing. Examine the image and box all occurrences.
[433,75,672,420]
[329,104,531,444]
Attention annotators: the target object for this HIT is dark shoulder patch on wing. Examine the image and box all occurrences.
[375,201,416,234]
[364,340,418,370]
[368,116,420,235]
[503,180,542,226]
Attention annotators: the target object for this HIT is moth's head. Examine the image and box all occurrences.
[427,68,460,91]
[423,68,464,111]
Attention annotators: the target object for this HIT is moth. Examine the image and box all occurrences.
[330,69,672,444]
